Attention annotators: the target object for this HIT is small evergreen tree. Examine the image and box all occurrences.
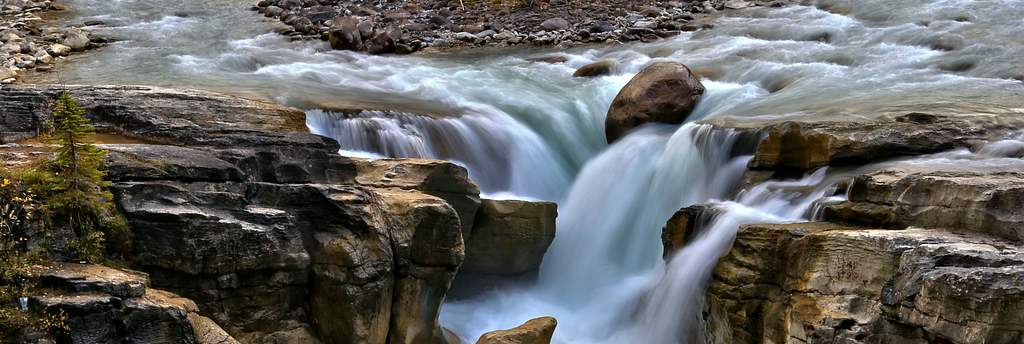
[42,91,130,261]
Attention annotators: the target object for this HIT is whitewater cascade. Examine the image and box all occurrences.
[42,0,1024,342]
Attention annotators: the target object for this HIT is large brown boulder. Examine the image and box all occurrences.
[460,199,557,276]
[475,317,557,344]
[605,61,705,143]
[329,17,362,51]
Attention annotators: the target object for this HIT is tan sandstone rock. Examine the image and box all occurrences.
[475,317,557,344]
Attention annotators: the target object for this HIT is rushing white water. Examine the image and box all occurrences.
[39,0,1024,342]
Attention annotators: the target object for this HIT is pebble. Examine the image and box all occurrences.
[0,0,104,83]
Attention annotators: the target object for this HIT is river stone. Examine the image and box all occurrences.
[328,17,362,51]
[363,28,397,54]
[264,5,285,17]
[429,15,453,27]
[590,21,614,33]
[572,60,615,77]
[63,29,91,51]
[357,19,373,39]
[540,18,569,31]
[475,317,557,344]
[47,43,71,56]
[605,61,705,143]
[0,66,16,82]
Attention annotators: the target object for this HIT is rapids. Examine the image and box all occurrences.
[36,0,1024,342]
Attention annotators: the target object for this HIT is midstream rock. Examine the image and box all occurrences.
[605,61,705,143]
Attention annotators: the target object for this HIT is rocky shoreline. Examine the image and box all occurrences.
[0,0,107,83]
[252,0,764,55]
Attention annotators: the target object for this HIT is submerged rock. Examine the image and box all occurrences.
[475,317,557,344]
[572,60,615,77]
[605,61,705,143]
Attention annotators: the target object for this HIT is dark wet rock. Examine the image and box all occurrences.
[590,21,615,33]
[661,203,716,259]
[605,61,705,143]
[572,60,615,77]
[350,5,377,16]
[429,15,453,27]
[329,17,362,51]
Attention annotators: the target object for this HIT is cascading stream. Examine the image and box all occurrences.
[37,0,1024,342]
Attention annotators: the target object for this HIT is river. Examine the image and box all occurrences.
[31,0,1024,342]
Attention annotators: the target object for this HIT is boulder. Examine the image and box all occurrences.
[449,199,557,299]
[704,222,1024,344]
[540,18,569,31]
[475,317,557,344]
[461,199,557,276]
[0,66,16,82]
[63,29,91,51]
[46,43,71,56]
[572,60,615,77]
[605,62,705,143]
[363,27,399,55]
[744,117,988,172]
[329,17,362,51]
[661,203,715,259]
[821,169,1024,243]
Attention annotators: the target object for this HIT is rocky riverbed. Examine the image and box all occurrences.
[0,0,107,83]
[252,0,766,55]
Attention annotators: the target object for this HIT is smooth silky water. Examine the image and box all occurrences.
[35,0,1024,342]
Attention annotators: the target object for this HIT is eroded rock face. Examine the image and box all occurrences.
[352,158,481,241]
[449,199,557,299]
[475,317,557,344]
[744,118,987,172]
[461,199,557,276]
[31,263,238,344]
[605,61,705,143]
[822,169,1024,243]
[103,137,467,344]
[703,222,1024,344]
[0,84,307,143]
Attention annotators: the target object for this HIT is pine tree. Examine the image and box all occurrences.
[42,91,128,261]
[47,91,111,218]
